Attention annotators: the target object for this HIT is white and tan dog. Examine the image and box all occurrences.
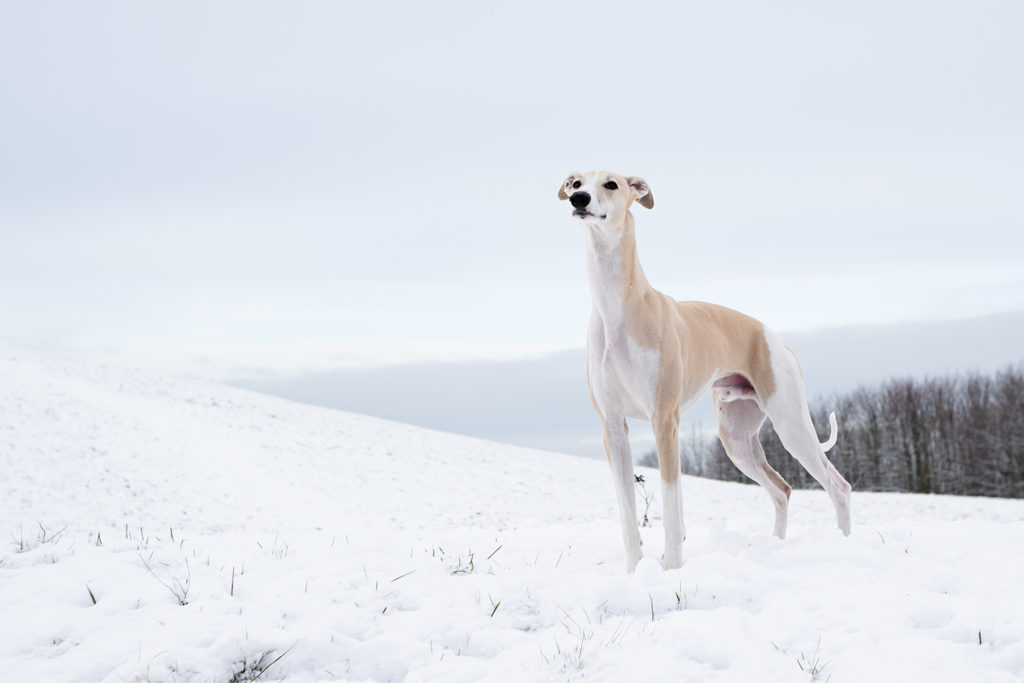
[560,170,851,572]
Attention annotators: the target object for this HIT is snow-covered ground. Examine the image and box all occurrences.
[2,352,1022,682]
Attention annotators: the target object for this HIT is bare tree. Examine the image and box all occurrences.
[673,364,1024,499]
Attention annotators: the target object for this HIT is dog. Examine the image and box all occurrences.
[559,170,851,572]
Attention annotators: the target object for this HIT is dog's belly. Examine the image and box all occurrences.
[588,327,660,421]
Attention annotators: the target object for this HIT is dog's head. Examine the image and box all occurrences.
[557,171,653,225]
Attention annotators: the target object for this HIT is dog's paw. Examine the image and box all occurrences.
[625,550,643,574]
[660,551,683,570]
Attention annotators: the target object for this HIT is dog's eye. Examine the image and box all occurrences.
[572,180,581,189]
[604,181,618,190]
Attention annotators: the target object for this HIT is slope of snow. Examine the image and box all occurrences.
[1,352,1022,682]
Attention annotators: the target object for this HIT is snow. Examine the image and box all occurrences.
[1,352,1023,682]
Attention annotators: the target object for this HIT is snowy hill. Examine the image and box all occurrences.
[1,353,1023,682]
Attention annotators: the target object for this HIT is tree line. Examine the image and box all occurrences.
[646,365,1024,498]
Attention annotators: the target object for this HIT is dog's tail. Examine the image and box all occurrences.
[820,410,839,452]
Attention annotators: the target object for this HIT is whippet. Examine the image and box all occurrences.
[560,170,852,572]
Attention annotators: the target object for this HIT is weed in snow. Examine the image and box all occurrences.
[140,554,192,606]
[430,546,478,575]
[11,522,68,553]
[634,474,654,527]
[797,645,831,682]
[542,605,647,674]
[772,637,832,682]
[257,536,289,560]
[228,644,295,682]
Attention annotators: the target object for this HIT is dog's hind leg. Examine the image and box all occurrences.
[762,343,852,535]
[715,392,792,538]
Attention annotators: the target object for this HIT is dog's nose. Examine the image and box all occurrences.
[569,191,591,209]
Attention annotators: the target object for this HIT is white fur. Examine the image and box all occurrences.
[584,228,661,422]
[762,328,852,534]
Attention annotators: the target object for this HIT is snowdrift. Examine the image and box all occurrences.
[1,353,1022,682]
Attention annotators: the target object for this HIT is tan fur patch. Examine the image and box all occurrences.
[627,176,654,209]
[557,172,581,201]
[611,213,777,467]
[763,459,793,500]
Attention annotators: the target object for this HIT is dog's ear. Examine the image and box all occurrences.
[627,176,654,209]
[558,173,581,200]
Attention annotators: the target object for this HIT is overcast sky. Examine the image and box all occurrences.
[3,2,1022,393]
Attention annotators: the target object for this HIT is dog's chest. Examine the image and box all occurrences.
[583,234,661,420]
[587,321,660,421]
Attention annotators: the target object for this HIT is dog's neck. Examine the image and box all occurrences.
[583,210,651,327]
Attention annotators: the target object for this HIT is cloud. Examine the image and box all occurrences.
[233,310,1024,457]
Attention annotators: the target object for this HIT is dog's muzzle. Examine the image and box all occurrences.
[569,191,590,210]
[570,191,600,218]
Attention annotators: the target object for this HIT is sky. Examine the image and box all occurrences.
[2,2,1023,451]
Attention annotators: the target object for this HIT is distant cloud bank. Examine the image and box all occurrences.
[234,310,1024,458]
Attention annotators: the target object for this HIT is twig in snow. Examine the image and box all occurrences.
[140,553,192,606]
[634,474,654,527]
[796,637,831,682]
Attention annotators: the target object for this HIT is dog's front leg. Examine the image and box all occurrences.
[603,416,643,572]
[654,412,684,569]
